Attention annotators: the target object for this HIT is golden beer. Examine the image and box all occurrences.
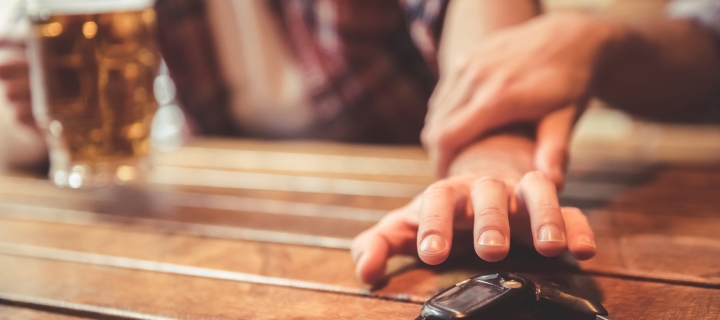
[29,7,160,187]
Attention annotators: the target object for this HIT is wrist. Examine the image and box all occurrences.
[447,134,534,179]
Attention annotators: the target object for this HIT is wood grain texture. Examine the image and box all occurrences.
[0,218,439,300]
[0,255,421,320]
[0,305,87,320]
[2,136,720,318]
[3,247,720,320]
[595,275,720,320]
[2,163,720,288]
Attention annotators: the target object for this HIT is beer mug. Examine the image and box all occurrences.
[25,0,161,188]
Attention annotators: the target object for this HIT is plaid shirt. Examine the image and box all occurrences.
[157,0,448,142]
[269,0,449,144]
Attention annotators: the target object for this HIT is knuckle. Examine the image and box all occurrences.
[449,53,472,73]
[522,170,550,184]
[420,127,436,147]
[427,92,441,110]
[420,212,446,226]
[422,129,455,154]
[435,130,456,150]
[494,77,515,94]
[473,176,506,190]
[423,181,455,199]
[469,62,490,80]
[475,206,506,220]
[537,202,562,216]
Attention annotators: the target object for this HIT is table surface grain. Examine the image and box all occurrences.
[0,137,719,319]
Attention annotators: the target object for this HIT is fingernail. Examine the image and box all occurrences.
[576,235,596,248]
[420,234,446,255]
[478,229,506,247]
[538,225,565,243]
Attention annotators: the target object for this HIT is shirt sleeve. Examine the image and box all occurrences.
[269,0,437,143]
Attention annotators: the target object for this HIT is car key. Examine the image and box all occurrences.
[415,273,613,320]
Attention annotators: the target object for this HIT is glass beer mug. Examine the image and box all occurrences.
[25,0,161,188]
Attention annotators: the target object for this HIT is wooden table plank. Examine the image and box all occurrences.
[4,138,720,317]
[160,138,720,185]
[581,208,720,286]
[2,167,720,223]
[3,166,720,286]
[594,275,720,320]
[3,244,720,320]
[0,217,619,303]
[177,138,430,160]
[0,305,87,320]
[6,161,720,212]
[4,191,720,289]
[0,255,420,320]
[0,218,364,288]
[0,218,434,300]
[3,212,720,306]
[0,175,411,212]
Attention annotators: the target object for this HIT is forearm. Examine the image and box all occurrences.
[439,0,539,72]
[595,16,720,121]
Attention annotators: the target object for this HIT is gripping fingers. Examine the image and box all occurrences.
[516,171,567,257]
[471,177,511,262]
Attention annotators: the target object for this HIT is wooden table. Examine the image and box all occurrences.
[1,137,719,319]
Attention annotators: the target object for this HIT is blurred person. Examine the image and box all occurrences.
[0,0,598,285]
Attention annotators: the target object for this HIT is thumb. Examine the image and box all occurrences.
[534,106,580,190]
[351,201,420,284]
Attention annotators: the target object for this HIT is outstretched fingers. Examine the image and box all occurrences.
[416,181,465,265]
[561,207,596,260]
[471,176,511,262]
[516,171,567,257]
[515,171,597,260]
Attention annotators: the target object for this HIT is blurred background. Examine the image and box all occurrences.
[0,0,718,169]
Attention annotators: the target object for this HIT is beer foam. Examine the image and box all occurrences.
[27,0,154,16]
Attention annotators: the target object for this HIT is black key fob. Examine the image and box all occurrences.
[527,274,609,320]
[417,273,611,320]
[417,273,536,320]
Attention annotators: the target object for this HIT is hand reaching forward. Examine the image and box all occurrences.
[351,134,596,284]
